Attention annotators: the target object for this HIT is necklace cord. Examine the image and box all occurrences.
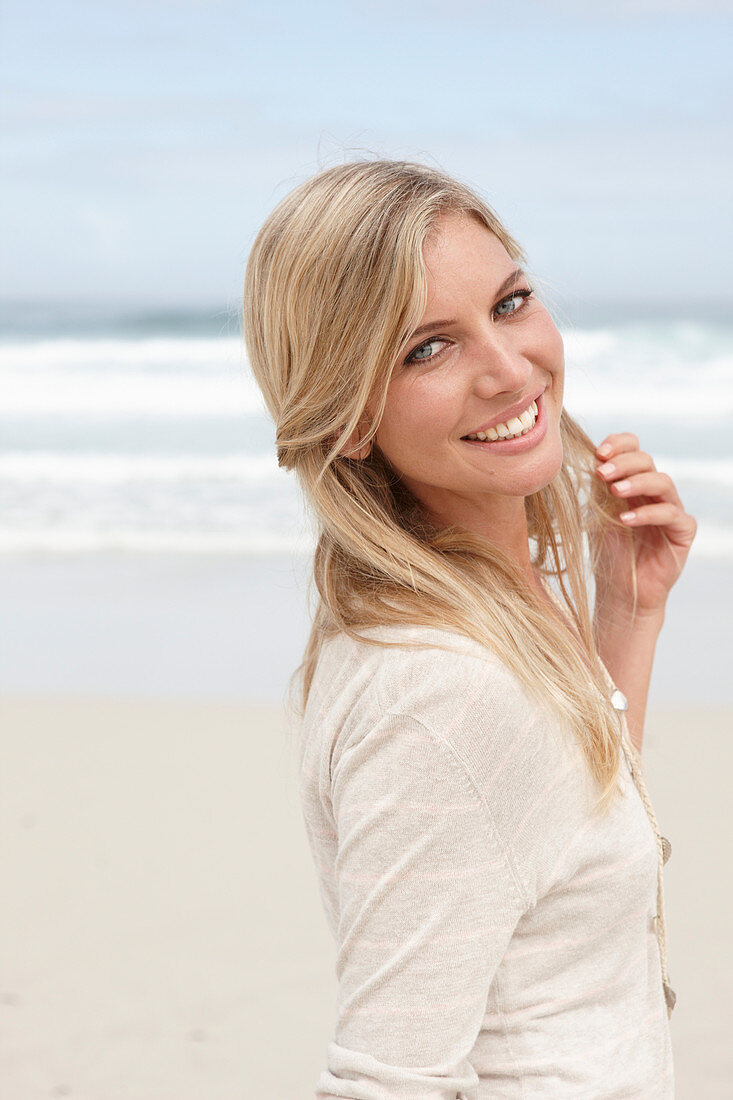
[541,580,676,1018]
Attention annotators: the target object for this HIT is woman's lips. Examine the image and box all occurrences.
[461,392,548,455]
[462,387,545,438]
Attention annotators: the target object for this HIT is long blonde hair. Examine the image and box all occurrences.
[243,158,637,814]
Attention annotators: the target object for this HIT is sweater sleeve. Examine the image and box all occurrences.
[314,712,529,1100]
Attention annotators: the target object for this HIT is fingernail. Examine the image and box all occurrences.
[620,511,636,522]
[614,479,631,492]
[597,443,612,457]
[597,461,616,476]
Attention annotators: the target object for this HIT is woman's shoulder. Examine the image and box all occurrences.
[303,622,589,909]
[310,621,550,757]
[317,620,506,684]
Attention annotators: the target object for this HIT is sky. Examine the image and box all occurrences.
[2,0,732,314]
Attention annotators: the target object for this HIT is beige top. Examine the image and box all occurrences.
[298,618,675,1098]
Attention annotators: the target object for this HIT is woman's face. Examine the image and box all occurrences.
[371,211,565,536]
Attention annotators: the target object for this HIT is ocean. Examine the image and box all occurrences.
[1,302,731,559]
[1,302,731,703]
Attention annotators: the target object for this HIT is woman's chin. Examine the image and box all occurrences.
[508,442,565,498]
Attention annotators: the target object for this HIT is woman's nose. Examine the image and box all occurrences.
[470,336,532,399]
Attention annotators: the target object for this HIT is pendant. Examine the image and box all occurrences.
[610,688,628,711]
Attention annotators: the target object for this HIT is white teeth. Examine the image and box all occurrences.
[464,397,539,444]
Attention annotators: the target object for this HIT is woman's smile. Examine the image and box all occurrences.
[460,390,548,455]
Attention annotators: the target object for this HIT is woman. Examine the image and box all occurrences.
[243,159,696,1098]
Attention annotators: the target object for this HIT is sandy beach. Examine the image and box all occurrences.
[1,548,731,1097]
[1,695,731,1099]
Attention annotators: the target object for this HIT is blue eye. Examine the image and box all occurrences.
[410,339,446,362]
[403,287,534,366]
[495,289,534,316]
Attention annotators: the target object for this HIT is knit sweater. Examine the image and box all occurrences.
[298,620,675,1099]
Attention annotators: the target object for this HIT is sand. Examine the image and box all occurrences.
[1,697,731,1098]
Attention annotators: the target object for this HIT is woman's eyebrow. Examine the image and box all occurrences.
[405,266,527,344]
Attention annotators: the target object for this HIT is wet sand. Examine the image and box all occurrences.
[1,550,732,705]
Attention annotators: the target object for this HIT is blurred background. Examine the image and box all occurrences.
[1,1,731,1097]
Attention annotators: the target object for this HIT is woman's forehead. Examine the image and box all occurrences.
[424,211,506,257]
[421,218,515,296]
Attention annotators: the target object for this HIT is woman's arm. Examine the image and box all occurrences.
[593,600,665,755]
[318,711,528,1099]
[592,432,697,754]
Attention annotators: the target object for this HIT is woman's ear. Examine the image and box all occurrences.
[337,419,373,461]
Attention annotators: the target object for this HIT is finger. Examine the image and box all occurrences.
[596,450,657,480]
[607,471,682,507]
[619,502,698,539]
[596,433,641,460]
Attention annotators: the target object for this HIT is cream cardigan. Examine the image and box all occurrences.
[298,618,675,1098]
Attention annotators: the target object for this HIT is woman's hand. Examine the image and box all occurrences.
[593,433,697,619]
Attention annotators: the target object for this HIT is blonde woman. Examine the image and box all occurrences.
[243,160,696,1098]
